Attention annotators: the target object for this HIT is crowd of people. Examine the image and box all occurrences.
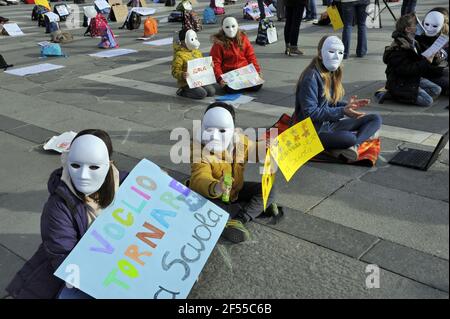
[2,0,449,299]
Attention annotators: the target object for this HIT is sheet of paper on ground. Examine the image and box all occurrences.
[1,23,24,37]
[54,158,229,299]
[270,117,324,182]
[43,131,77,153]
[143,37,173,46]
[186,57,216,89]
[89,49,138,58]
[221,64,264,90]
[4,63,65,76]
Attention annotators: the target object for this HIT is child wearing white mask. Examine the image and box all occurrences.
[6,129,129,299]
[210,16,263,93]
[293,35,382,161]
[189,102,283,243]
[416,8,449,96]
[172,28,216,99]
[382,14,445,107]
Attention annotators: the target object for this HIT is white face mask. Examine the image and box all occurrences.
[201,107,235,153]
[215,0,224,8]
[185,29,200,50]
[68,135,110,196]
[321,36,345,72]
[423,11,445,37]
[222,17,239,39]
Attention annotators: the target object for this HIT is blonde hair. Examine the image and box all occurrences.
[297,36,345,105]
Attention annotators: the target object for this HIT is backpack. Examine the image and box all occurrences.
[32,5,47,21]
[0,54,13,70]
[210,0,225,15]
[40,43,65,57]
[203,7,217,24]
[165,0,175,6]
[256,19,276,46]
[143,17,158,37]
[98,27,119,49]
[85,13,108,37]
[120,11,142,30]
[44,14,60,34]
[183,11,202,32]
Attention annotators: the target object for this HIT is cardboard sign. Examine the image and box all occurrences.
[110,4,129,23]
[35,0,51,10]
[186,57,216,89]
[2,23,24,37]
[54,159,229,299]
[262,149,276,211]
[327,5,344,31]
[221,64,264,91]
[270,118,324,182]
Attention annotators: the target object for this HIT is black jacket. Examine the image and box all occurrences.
[383,31,444,103]
[285,0,308,7]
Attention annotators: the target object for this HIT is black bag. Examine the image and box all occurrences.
[120,11,141,30]
[0,54,13,71]
[256,19,272,46]
[74,0,85,3]
[165,0,176,6]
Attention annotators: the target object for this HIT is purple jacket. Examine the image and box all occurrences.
[6,168,128,299]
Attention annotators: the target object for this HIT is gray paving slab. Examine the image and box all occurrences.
[0,245,25,299]
[310,180,449,259]
[361,240,449,293]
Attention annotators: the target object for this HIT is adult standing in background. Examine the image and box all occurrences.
[401,0,417,16]
[257,0,266,20]
[284,0,308,56]
[339,0,370,59]
[305,0,318,21]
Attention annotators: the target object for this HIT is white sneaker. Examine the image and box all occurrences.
[330,145,359,161]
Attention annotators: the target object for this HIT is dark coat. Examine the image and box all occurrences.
[6,168,128,299]
[383,31,444,104]
[285,0,308,7]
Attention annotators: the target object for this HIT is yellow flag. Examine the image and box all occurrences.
[262,149,276,211]
[35,0,51,10]
[270,117,324,182]
[327,5,344,31]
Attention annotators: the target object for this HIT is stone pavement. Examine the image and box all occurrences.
[0,0,448,298]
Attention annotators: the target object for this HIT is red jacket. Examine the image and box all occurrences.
[210,34,261,82]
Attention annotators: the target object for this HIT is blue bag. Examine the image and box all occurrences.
[203,7,217,24]
[40,43,66,57]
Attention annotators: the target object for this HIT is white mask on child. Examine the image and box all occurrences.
[423,11,445,37]
[185,29,200,50]
[201,107,235,153]
[222,17,239,38]
[68,135,110,195]
[321,36,345,72]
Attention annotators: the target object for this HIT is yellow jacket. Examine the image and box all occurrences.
[171,43,203,88]
[190,133,264,202]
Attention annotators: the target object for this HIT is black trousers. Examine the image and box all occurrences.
[284,4,305,47]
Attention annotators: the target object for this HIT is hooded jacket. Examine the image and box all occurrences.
[171,43,203,88]
[210,33,261,82]
[6,168,128,299]
[383,31,444,103]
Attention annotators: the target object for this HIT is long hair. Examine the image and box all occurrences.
[427,7,449,35]
[297,36,345,105]
[70,129,115,209]
[211,16,246,50]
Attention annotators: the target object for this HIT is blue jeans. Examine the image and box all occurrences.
[416,78,442,107]
[319,114,382,150]
[305,0,317,19]
[401,0,417,16]
[341,1,369,58]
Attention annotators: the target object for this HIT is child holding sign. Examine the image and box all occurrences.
[6,129,129,299]
[189,102,282,243]
[172,28,216,100]
[210,17,263,93]
[294,35,382,161]
[416,7,449,96]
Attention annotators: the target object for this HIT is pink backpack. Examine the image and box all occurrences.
[87,13,108,37]
[210,0,225,15]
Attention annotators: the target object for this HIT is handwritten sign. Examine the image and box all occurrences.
[262,149,276,211]
[35,0,51,10]
[327,6,344,31]
[54,159,229,299]
[422,35,449,59]
[221,64,264,91]
[186,57,216,89]
[243,1,273,20]
[2,23,24,37]
[270,118,324,182]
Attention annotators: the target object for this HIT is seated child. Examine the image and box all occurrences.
[382,14,445,106]
[172,28,216,100]
[416,7,449,96]
[294,35,382,161]
[189,102,282,243]
[210,16,263,93]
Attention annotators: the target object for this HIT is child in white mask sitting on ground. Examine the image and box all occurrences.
[416,7,449,96]
[172,28,216,100]
[189,102,283,243]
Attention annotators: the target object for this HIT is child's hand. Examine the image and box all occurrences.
[183,72,189,79]
[214,176,233,196]
[219,80,227,88]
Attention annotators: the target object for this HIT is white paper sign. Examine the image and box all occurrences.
[4,63,65,76]
[229,95,255,108]
[240,24,259,31]
[45,12,60,23]
[89,48,138,58]
[2,23,24,37]
[95,0,111,11]
[56,5,70,17]
[422,35,449,59]
[221,64,264,90]
[267,26,277,44]
[143,37,173,46]
[131,7,156,16]
[84,6,98,19]
[186,57,216,89]
[43,131,77,153]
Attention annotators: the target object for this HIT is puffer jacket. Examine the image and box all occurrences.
[171,43,203,88]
